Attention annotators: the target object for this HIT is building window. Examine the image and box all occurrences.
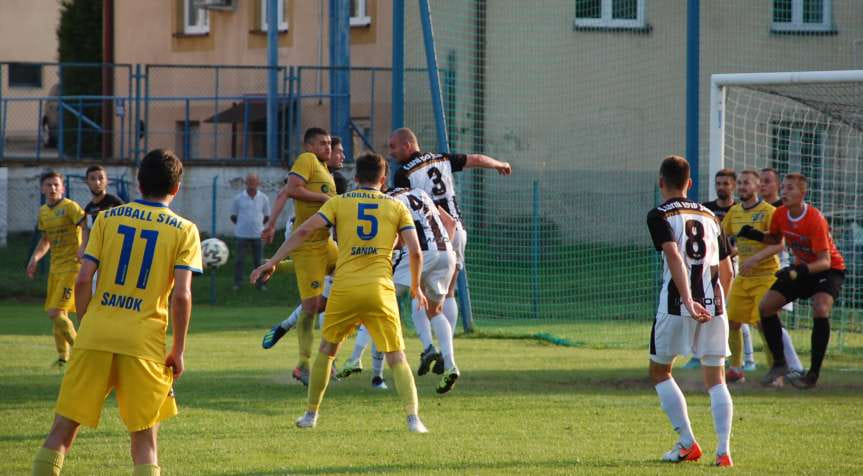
[261,0,288,32]
[574,0,645,29]
[8,63,43,88]
[772,0,833,33]
[184,0,210,34]
[350,0,372,27]
[771,122,826,204]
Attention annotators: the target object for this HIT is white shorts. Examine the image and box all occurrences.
[393,248,457,302]
[649,312,730,363]
[451,224,467,270]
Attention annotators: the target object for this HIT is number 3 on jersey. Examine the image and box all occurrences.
[357,203,378,240]
[427,167,447,195]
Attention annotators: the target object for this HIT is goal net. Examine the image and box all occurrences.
[710,71,863,346]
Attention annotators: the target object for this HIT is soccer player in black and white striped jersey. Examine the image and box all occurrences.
[646,156,735,467]
[389,127,511,337]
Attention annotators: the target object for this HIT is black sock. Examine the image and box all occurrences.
[810,318,831,377]
[760,315,786,366]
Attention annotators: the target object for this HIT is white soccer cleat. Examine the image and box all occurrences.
[371,376,388,390]
[406,415,429,433]
[295,411,318,429]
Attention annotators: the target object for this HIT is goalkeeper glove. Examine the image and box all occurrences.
[775,264,809,283]
[738,225,766,242]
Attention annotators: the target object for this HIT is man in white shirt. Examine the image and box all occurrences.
[231,173,271,290]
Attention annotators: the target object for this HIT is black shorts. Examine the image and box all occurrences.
[770,269,845,302]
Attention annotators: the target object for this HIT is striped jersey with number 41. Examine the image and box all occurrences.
[394,152,468,222]
[647,198,729,318]
[388,187,452,252]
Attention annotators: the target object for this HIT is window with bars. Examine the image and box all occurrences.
[183,0,210,34]
[574,0,645,29]
[772,0,833,33]
[260,0,288,32]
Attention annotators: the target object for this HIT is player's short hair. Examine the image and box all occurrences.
[331,136,342,147]
[85,165,106,177]
[355,153,388,183]
[739,169,760,181]
[303,127,329,144]
[138,149,183,198]
[784,172,808,193]
[760,167,779,181]
[659,155,690,190]
[715,168,737,181]
[40,171,63,185]
[391,127,418,146]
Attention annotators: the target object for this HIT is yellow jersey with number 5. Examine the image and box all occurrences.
[77,200,203,362]
[316,188,414,289]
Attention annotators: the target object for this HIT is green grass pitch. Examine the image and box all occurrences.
[2,302,863,475]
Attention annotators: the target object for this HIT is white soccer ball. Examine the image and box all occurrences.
[201,238,229,268]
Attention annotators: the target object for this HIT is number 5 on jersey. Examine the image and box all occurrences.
[357,203,378,240]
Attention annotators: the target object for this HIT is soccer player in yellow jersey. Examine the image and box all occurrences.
[27,172,86,367]
[261,127,338,385]
[31,150,203,476]
[252,153,430,433]
[722,170,802,383]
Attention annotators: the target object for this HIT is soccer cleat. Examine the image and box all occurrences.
[262,324,291,349]
[417,345,440,376]
[682,358,701,369]
[336,358,363,379]
[292,366,309,386]
[52,358,67,370]
[662,441,702,463]
[371,376,389,390]
[436,367,460,394]
[760,364,789,387]
[715,453,733,467]
[743,361,758,372]
[295,411,318,429]
[788,370,818,390]
[406,415,429,433]
[726,367,746,384]
[432,352,445,375]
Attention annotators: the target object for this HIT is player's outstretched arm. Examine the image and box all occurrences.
[740,241,784,276]
[74,260,97,321]
[252,214,328,284]
[166,269,193,380]
[738,225,782,245]
[661,242,710,322]
[400,228,427,310]
[26,235,50,278]
[466,154,512,175]
[262,183,291,244]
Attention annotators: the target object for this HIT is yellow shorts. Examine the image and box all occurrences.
[45,271,77,312]
[291,239,337,300]
[323,284,404,352]
[727,275,776,325]
[55,349,177,432]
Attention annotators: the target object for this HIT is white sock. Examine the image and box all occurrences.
[411,299,434,349]
[280,305,302,330]
[318,312,325,330]
[742,324,754,364]
[430,314,456,370]
[371,343,384,378]
[655,378,695,447]
[782,328,804,372]
[443,297,459,335]
[350,325,371,362]
[709,383,733,456]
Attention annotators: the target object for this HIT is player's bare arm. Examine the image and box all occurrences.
[251,213,328,284]
[719,256,733,299]
[660,241,711,322]
[74,259,98,321]
[166,269,193,380]
[465,154,512,175]
[26,234,51,278]
[437,206,457,240]
[77,226,90,261]
[261,183,291,243]
[400,227,428,310]
[286,174,331,203]
[740,241,784,276]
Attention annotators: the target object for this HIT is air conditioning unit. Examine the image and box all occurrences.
[196,0,236,11]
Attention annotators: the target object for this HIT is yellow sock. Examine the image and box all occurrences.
[132,464,160,476]
[32,447,64,476]
[307,352,335,412]
[295,312,316,369]
[390,360,419,416]
[729,326,743,368]
[758,327,774,368]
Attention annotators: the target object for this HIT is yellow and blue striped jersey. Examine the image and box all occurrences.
[77,199,203,362]
[290,152,336,243]
[38,198,85,274]
[317,188,414,289]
